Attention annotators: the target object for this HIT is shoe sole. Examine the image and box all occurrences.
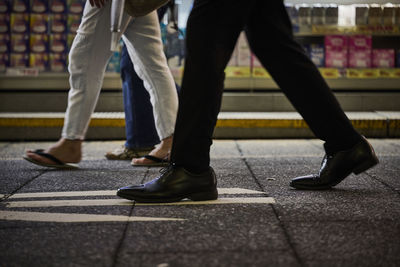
[23,156,79,170]
[116,189,218,203]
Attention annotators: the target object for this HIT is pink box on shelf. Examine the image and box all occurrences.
[348,50,371,68]
[372,49,395,68]
[348,35,372,50]
[325,35,348,51]
[325,50,348,68]
[325,35,348,68]
[348,35,372,68]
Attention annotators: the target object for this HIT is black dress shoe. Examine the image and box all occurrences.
[117,165,218,203]
[290,136,379,190]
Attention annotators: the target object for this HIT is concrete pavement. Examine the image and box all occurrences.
[0,139,399,267]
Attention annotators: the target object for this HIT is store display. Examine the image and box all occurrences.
[348,35,371,68]
[305,43,325,67]
[0,0,10,13]
[0,13,9,33]
[0,33,8,53]
[11,0,29,13]
[325,35,348,68]
[372,49,395,68]
[29,52,48,71]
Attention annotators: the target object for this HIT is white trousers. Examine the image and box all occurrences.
[62,1,178,140]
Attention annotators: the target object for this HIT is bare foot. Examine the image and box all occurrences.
[132,135,172,165]
[25,138,82,165]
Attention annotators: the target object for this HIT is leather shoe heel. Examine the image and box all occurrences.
[290,136,379,190]
[188,189,218,201]
[353,156,379,175]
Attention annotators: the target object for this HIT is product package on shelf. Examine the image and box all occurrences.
[325,4,338,25]
[348,35,372,68]
[49,13,67,34]
[11,33,29,53]
[0,0,10,13]
[368,4,383,26]
[397,49,400,67]
[0,13,9,34]
[325,35,348,68]
[30,0,48,13]
[12,0,29,13]
[49,52,66,72]
[30,13,48,34]
[285,4,299,33]
[0,33,9,53]
[29,52,48,71]
[50,0,67,14]
[67,14,81,34]
[311,4,325,25]
[0,52,8,71]
[372,49,395,68]
[30,33,48,53]
[10,52,28,67]
[298,4,312,32]
[355,4,369,26]
[67,0,85,14]
[305,43,325,67]
[10,13,29,34]
[49,33,67,53]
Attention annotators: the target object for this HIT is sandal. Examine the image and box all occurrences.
[131,155,169,167]
[23,149,79,169]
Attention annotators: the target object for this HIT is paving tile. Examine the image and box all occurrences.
[0,224,123,266]
[116,250,300,267]
[286,220,400,261]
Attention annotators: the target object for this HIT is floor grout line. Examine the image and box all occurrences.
[235,140,305,267]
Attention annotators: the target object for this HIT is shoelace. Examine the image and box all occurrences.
[159,163,175,175]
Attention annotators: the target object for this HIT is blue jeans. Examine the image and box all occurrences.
[120,44,160,149]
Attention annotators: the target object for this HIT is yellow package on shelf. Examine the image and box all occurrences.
[319,68,341,79]
[225,66,251,78]
[346,69,380,79]
[252,67,271,78]
[379,68,400,78]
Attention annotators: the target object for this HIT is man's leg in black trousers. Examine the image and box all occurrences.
[245,0,378,189]
[116,0,257,202]
[245,0,361,153]
[171,0,255,173]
